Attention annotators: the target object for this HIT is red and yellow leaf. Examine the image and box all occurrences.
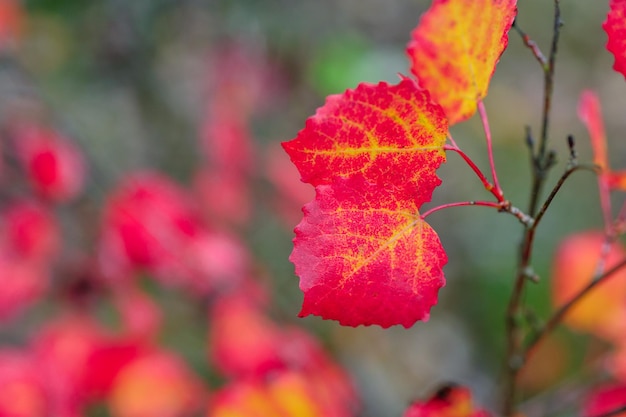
[283,79,447,206]
[407,0,517,124]
[291,179,447,328]
[283,80,449,328]
[604,0,626,80]
[403,385,491,417]
[578,90,608,170]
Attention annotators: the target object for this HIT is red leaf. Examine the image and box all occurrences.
[0,350,47,417]
[283,79,447,204]
[578,90,608,171]
[604,0,626,80]
[283,80,448,328]
[407,0,517,124]
[292,179,446,328]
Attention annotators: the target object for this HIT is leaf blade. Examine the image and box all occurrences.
[407,0,517,124]
[292,180,447,328]
[604,0,626,80]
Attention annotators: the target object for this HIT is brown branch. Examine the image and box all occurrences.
[502,3,565,413]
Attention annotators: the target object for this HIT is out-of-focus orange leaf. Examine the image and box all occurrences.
[407,0,517,124]
[604,0,626,80]
[108,351,205,417]
[283,79,448,328]
[551,231,626,341]
[517,335,569,393]
[209,370,356,417]
[403,385,491,417]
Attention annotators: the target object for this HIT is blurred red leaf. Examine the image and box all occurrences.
[578,90,608,171]
[0,0,22,51]
[583,383,626,417]
[604,0,626,80]
[194,168,250,226]
[13,125,85,202]
[0,254,49,319]
[0,349,47,417]
[112,284,162,342]
[1,200,59,263]
[403,385,490,417]
[208,294,286,378]
[32,316,109,417]
[283,79,448,328]
[407,0,517,124]
[98,171,201,279]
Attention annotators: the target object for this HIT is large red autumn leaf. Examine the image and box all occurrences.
[407,0,517,124]
[283,79,448,328]
[605,0,626,80]
[292,179,447,328]
[283,79,447,205]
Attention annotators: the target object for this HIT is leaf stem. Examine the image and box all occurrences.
[477,100,503,200]
[444,145,505,202]
[534,163,600,227]
[420,200,501,220]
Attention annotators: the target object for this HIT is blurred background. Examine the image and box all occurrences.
[0,0,625,416]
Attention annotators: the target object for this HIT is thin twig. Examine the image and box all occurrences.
[444,145,505,202]
[538,0,562,163]
[512,19,548,68]
[527,0,563,217]
[534,164,600,227]
[502,2,563,414]
[420,200,501,219]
